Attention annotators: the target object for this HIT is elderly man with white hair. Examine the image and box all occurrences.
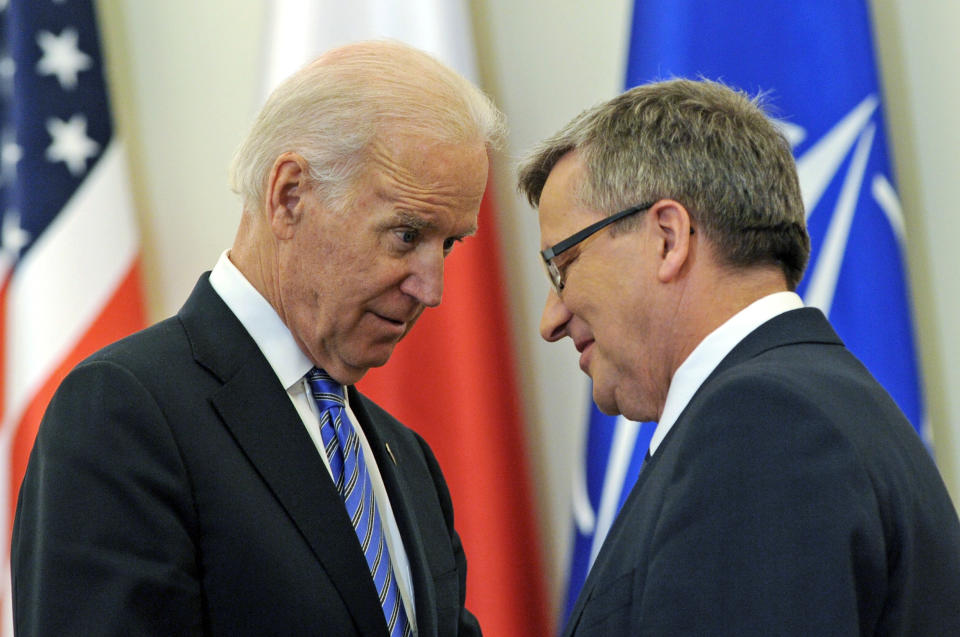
[13,40,504,637]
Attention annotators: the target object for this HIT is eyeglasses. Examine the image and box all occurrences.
[540,201,655,294]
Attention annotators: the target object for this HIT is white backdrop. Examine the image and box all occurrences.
[97,0,960,612]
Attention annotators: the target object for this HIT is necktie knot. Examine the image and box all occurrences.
[307,367,345,409]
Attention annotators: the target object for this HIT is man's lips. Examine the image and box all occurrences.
[369,309,419,335]
[575,338,594,373]
[372,312,405,326]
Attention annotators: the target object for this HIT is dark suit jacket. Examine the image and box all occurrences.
[12,274,481,637]
[564,308,960,636]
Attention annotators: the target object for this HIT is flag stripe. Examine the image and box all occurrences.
[5,259,144,526]
[262,0,480,91]
[4,141,138,426]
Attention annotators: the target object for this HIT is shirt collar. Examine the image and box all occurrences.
[208,250,314,390]
[649,291,804,455]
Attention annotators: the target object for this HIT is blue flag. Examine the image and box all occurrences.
[1,0,113,255]
[562,0,925,623]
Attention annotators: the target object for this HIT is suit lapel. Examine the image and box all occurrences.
[709,308,841,379]
[348,388,439,637]
[180,275,387,636]
[562,447,661,637]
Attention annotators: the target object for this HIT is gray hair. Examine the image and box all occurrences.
[517,78,810,289]
[231,39,506,213]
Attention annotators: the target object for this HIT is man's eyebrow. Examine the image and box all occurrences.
[395,211,477,238]
[395,211,431,229]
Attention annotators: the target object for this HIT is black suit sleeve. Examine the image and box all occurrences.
[12,360,203,636]
[636,373,885,636]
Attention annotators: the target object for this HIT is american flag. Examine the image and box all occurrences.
[0,0,145,629]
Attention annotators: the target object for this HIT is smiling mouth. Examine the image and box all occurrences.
[577,340,594,373]
[574,339,592,354]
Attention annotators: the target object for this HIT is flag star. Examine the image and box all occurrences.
[0,55,14,92]
[2,136,22,182]
[2,209,31,256]
[46,114,100,175]
[36,28,92,90]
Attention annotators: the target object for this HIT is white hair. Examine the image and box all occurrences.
[230,39,506,213]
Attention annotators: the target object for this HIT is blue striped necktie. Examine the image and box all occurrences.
[307,368,412,637]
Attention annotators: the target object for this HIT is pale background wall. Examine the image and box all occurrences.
[96,0,960,613]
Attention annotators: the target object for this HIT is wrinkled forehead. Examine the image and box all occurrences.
[351,134,488,229]
[368,128,488,177]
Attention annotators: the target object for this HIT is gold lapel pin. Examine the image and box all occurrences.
[385,442,398,465]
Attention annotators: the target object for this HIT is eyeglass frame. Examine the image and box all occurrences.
[540,201,656,294]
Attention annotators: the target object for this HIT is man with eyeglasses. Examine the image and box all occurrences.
[518,78,960,636]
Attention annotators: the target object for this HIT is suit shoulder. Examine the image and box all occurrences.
[684,346,943,520]
[705,342,913,442]
[79,316,191,374]
[51,316,206,412]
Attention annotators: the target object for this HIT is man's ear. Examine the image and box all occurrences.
[652,199,693,283]
[265,152,309,240]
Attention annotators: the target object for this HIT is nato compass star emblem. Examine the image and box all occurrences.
[778,94,905,314]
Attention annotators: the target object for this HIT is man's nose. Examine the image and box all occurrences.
[539,288,571,342]
[400,247,445,308]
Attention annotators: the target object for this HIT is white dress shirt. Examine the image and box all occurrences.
[649,291,804,456]
[209,250,417,631]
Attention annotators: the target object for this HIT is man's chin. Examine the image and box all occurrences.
[594,403,623,417]
[323,350,393,385]
[355,346,399,374]
[591,385,622,417]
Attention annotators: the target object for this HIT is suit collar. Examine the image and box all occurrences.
[663,307,841,450]
[652,292,804,454]
[709,307,841,379]
[208,250,314,389]
[179,275,391,636]
[177,272,254,383]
